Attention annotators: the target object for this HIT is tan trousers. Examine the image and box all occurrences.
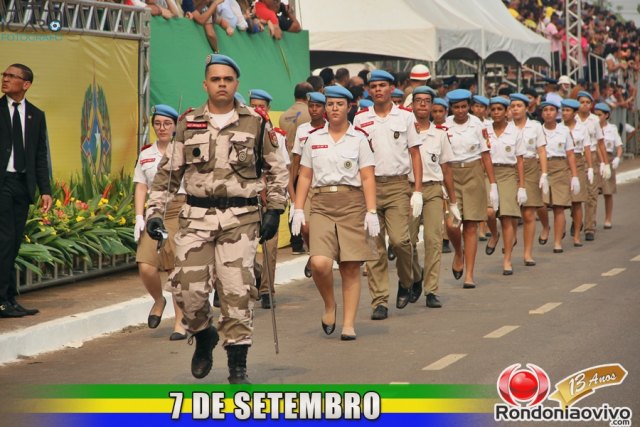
[585,150,600,233]
[366,178,413,308]
[410,183,444,295]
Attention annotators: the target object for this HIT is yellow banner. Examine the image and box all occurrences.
[548,363,628,408]
[1,32,139,180]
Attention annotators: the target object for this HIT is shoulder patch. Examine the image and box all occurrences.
[435,124,448,131]
[254,106,271,122]
[354,126,369,137]
[399,105,413,112]
[178,107,194,122]
[355,107,369,116]
[140,144,152,152]
[308,126,323,134]
[274,127,286,136]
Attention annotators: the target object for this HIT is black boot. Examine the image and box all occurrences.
[189,326,219,379]
[227,345,251,384]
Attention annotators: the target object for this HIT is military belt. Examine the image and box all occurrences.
[315,185,359,193]
[375,174,408,183]
[186,195,259,209]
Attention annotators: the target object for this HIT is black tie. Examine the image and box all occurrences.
[12,102,25,172]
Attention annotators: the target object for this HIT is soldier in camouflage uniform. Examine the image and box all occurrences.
[146,54,288,384]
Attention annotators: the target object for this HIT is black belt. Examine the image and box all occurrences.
[186,195,258,209]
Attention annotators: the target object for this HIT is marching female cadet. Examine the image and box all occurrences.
[510,93,549,267]
[289,92,326,278]
[133,104,187,340]
[292,85,379,341]
[471,95,492,241]
[562,99,594,247]
[445,89,500,289]
[484,97,527,275]
[540,100,580,253]
[409,86,460,308]
[431,97,453,255]
[594,103,623,229]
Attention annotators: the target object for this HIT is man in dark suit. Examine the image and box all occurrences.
[1,64,52,318]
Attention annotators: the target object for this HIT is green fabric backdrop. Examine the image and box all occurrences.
[150,17,310,112]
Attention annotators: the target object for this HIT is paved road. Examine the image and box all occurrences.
[1,181,638,417]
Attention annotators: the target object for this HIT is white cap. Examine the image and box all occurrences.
[558,75,575,85]
[410,64,431,81]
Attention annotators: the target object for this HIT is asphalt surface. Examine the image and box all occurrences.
[1,179,638,421]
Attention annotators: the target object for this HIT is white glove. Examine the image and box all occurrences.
[489,183,500,211]
[570,176,580,195]
[587,167,594,185]
[134,215,145,242]
[600,162,612,180]
[364,212,380,237]
[539,173,549,195]
[612,157,620,170]
[410,191,423,218]
[290,209,305,236]
[517,187,528,206]
[448,203,462,225]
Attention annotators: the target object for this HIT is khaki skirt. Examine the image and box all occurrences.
[523,157,544,208]
[452,159,488,221]
[571,154,588,203]
[494,165,521,218]
[601,167,617,195]
[309,189,378,263]
[544,158,572,208]
[136,195,186,271]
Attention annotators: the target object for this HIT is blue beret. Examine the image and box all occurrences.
[540,100,561,110]
[433,97,449,108]
[594,102,611,113]
[543,76,558,84]
[234,92,246,105]
[509,93,530,105]
[489,97,510,107]
[363,90,370,99]
[151,104,179,121]
[249,89,273,102]
[368,70,395,83]
[413,85,437,98]
[324,85,353,100]
[205,53,240,77]
[561,99,580,110]
[577,91,594,101]
[472,95,489,107]
[359,99,374,108]
[307,91,326,104]
[392,88,404,98]
[446,89,472,104]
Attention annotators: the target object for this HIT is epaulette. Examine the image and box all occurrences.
[254,106,271,122]
[178,107,194,122]
[435,124,448,131]
[354,126,369,137]
[355,107,369,116]
[399,105,413,112]
[308,126,322,134]
[274,127,286,136]
[140,144,152,152]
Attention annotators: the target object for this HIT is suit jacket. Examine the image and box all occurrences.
[0,95,51,202]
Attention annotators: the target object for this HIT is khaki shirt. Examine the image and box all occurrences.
[147,102,288,231]
[279,101,311,152]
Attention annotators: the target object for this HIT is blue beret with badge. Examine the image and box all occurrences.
[249,89,273,103]
[594,102,611,113]
[205,53,241,77]
[234,92,247,105]
[413,85,437,98]
[561,99,580,110]
[307,91,326,104]
[368,70,395,83]
[358,99,374,108]
[324,85,353,100]
[433,97,449,108]
[472,95,489,107]
[540,99,561,110]
[392,88,404,98]
[577,90,594,101]
[446,89,472,105]
[151,104,179,122]
[509,93,530,105]
[490,97,510,107]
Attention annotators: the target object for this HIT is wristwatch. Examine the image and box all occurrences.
[368,209,377,214]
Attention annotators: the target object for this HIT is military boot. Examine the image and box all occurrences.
[227,345,251,384]
[189,326,219,379]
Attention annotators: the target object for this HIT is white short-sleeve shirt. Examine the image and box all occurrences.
[444,114,490,162]
[487,122,526,165]
[565,120,590,155]
[353,104,421,177]
[275,130,291,166]
[517,118,546,159]
[300,124,375,187]
[602,123,622,153]
[409,124,454,183]
[542,124,574,157]
[292,122,325,156]
[133,142,186,193]
[577,113,604,153]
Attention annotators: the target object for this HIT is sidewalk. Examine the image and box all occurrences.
[1,158,639,365]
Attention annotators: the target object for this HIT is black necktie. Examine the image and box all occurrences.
[12,102,25,172]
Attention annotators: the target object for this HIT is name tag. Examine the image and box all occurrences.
[140,158,156,165]
[312,145,328,150]
[187,121,208,129]
[359,121,374,128]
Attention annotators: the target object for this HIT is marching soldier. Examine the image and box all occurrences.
[145,54,288,384]
[594,103,623,229]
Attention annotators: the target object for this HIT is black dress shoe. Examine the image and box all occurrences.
[452,266,463,280]
[260,293,275,309]
[426,293,442,308]
[396,283,411,309]
[463,283,476,289]
[321,305,336,335]
[147,297,166,329]
[585,232,595,241]
[0,303,26,318]
[603,224,612,230]
[574,242,583,247]
[387,246,396,261]
[340,334,357,341]
[11,301,39,315]
[409,269,423,304]
[371,305,388,320]
[304,258,312,278]
[479,235,488,241]
[189,326,219,379]
[524,260,536,266]
[169,332,187,341]
[213,291,220,308]
[553,248,564,253]
[538,235,548,245]
[503,269,513,276]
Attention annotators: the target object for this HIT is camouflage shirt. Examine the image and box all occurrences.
[147,101,288,230]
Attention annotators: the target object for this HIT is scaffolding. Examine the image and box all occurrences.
[564,0,583,81]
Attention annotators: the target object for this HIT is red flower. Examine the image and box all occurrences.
[61,183,71,206]
[102,183,113,200]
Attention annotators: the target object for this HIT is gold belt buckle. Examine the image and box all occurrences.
[329,185,338,192]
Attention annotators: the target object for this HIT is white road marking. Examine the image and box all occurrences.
[484,325,520,338]
[529,302,562,315]
[422,354,467,370]
[571,283,597,293]
[601,268,626,277]
[389,382,410,385]
[631,255,640,262]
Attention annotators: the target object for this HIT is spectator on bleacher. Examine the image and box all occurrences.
[126,0,181,19]
[335,68,350,88]
[184,0,233,53]
[605,46,626,85]
[558,75,573,98]
[402,64,431,108]
[254,0,301,40]
[561,32,590,80]
[216,0,249,34]
[544,13,563,77]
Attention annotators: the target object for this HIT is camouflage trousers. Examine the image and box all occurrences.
[169,221,259,347]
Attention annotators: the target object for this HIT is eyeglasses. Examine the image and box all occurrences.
[153,121,174,129]
[413,98,432,105]
[2,72,26,81]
